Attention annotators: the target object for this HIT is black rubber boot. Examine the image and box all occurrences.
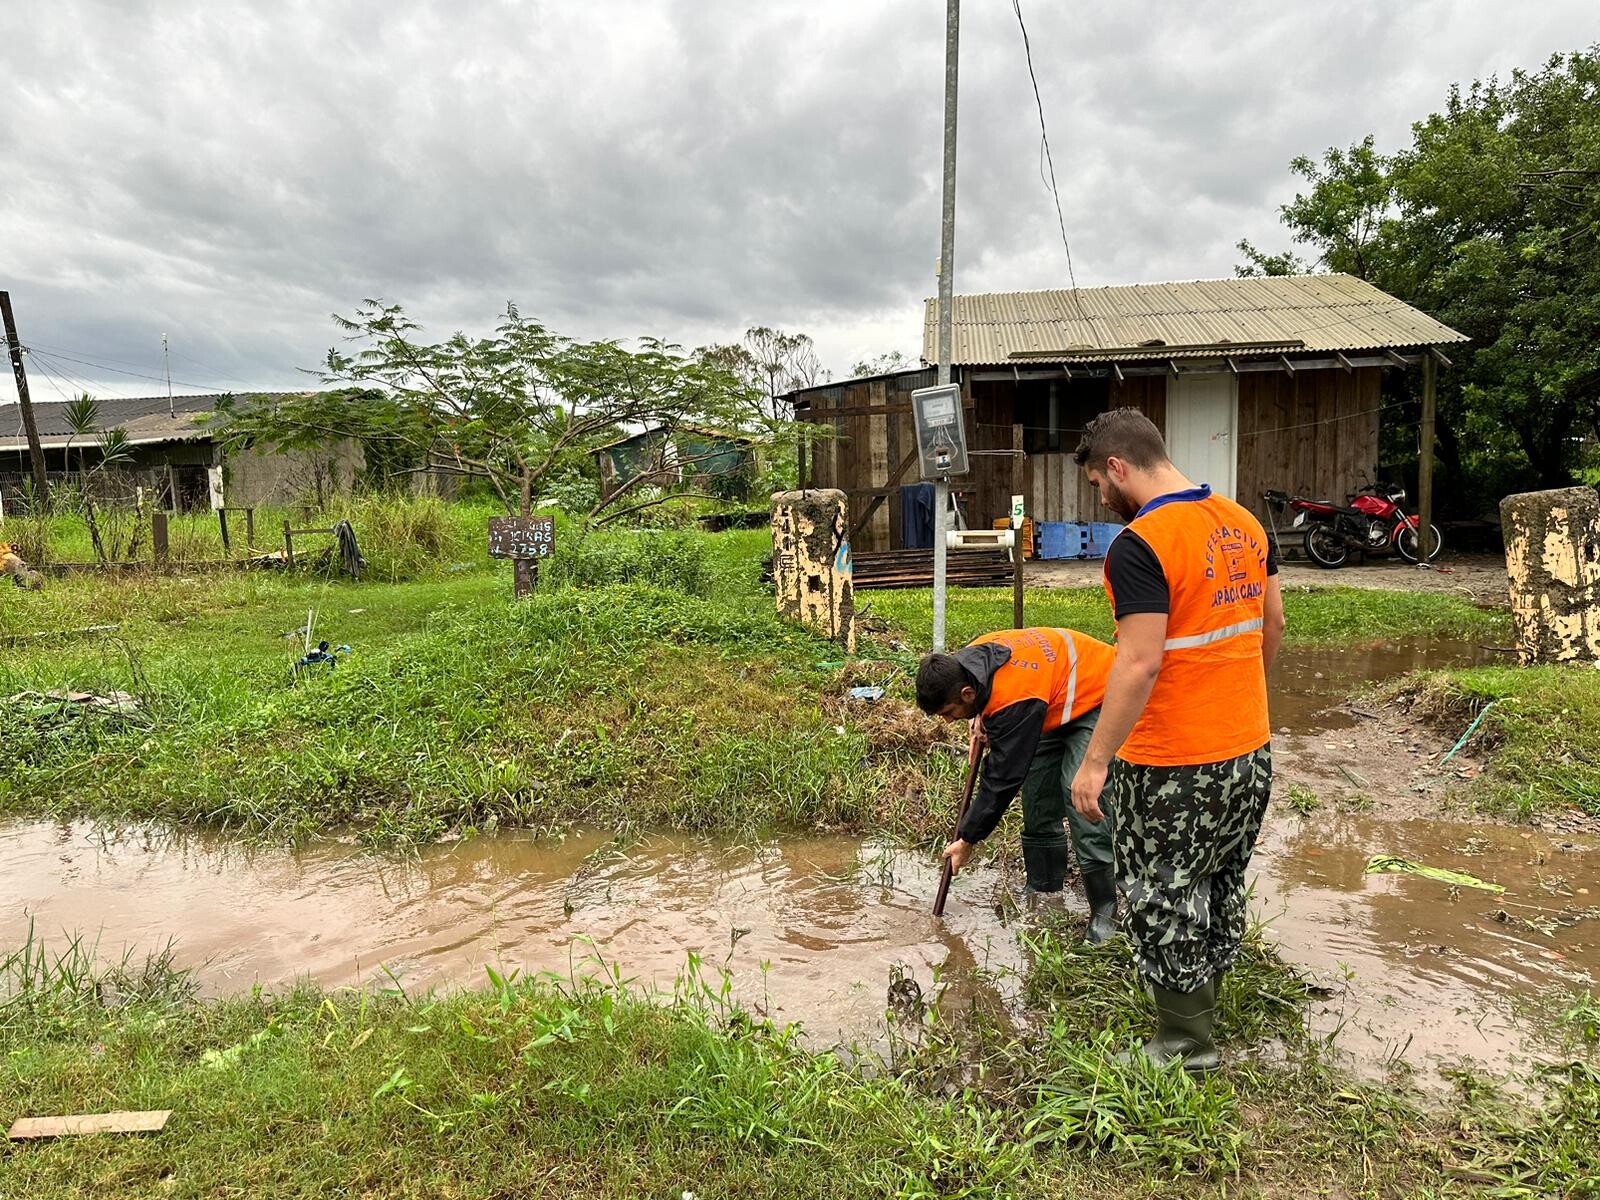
[1020,839,1068,893]
[1126,978,1221,1073]
[1080,866,1118,944]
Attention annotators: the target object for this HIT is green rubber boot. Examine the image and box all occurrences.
[1080,866,1118,945]
[1126,978,1221,1073]
[1020,838,1068,894]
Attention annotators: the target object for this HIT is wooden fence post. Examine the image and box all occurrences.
[152,512,169,564]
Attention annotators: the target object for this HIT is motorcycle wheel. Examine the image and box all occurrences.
[1396,523,1442,563]
[1305,524,1349,569]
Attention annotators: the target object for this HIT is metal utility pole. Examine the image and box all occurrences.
[932,0,959,652]
[0,291,51,512]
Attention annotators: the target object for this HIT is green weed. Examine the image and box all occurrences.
[1282,782,1321,815]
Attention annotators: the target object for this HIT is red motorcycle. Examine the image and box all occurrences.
[1264,483,1442,569]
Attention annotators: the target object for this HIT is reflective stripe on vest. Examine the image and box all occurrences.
[1053,628,1079,721]
[1162,616,1264,652]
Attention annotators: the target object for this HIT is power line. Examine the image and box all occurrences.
[21,347,227,392]
[23,351,140,399]
[1009,0,1096,342]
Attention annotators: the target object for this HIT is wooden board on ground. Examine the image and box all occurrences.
[8,1110,172,1140]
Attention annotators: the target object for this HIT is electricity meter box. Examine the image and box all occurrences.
[910,384,970,479]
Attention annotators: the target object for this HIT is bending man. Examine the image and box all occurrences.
[1069,408,1284,1072]
[916,626,1119,942]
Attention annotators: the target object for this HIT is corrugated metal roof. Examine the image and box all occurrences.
[0,392,307,451]
[922,273,1468,365]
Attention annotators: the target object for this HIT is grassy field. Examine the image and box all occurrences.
[2,527,1514,845]
[2,924,1595,1199]
[867,581,1507,649]
[1384,664,1600,820]
[3,521,1595,1197]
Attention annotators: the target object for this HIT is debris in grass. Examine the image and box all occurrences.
[1365,855,1506,893]
[7,1110,172,1140]
[1,541,44,590]
[847,686,886,702]
[292,641,351,679]
[4,689,146,728]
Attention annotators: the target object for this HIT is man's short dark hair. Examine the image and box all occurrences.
[1072,407,1170,470]
[915,653,972,714]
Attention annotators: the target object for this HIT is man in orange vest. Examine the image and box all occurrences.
[915,626,1120,942]
[1069,408,1285,1072]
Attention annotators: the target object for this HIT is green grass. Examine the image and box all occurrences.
[0,521,1521,844]
[0,545,962,846]
[867,583,1507,648]
[1383,665,1600,820]
[4,924,1596,1199]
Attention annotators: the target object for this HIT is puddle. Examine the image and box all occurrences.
[2,635,1590,1089]
[1252,813,1599,1088]
[3,811,1594,1087]
[1269,636,1499,732]
[0,822,1026,1051]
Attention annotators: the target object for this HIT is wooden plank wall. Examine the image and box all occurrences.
[1023,374,1166,527]
[799,368,938,553]
[798,369,1175,549]
[1235,366,1381,527]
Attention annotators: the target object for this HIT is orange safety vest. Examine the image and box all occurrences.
[1106,493,1272,767]
[971,627,1115,731]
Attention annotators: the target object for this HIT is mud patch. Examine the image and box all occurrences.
[1252,811,1599,1092]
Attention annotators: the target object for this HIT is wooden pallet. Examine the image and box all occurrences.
[852,548,1014,591]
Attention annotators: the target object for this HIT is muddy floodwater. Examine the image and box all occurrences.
[4,638,1595,1088]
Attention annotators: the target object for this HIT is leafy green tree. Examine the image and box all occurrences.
[1239,49,1600,503]
[219,302,760,523]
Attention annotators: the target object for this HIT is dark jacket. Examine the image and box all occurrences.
[950,642,1050,845]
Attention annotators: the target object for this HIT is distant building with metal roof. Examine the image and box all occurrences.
[0,392,361,513]
[922,273,1466,366]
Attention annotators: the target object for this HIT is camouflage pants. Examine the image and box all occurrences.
[1109,746,1272,993]
[1020,709,1114,873]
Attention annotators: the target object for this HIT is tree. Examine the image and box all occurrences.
[850,350,916,377]
[1232,241,1307,278]
[60,394,137,566]
[697,326,828,424]
[1238,49,1600,501]
[218,302,761,523]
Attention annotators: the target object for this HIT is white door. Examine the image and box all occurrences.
[1165,373,1238,499]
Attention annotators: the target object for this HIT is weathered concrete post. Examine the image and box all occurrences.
[1500,486,1600,664]
[771,489,856,653]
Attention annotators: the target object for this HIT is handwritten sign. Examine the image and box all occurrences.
[487,517,555,560]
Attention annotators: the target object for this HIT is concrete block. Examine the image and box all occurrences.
[771,489,855,652]
[1500,486,1600,663]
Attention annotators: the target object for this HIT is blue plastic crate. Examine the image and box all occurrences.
[1039,521,1094,560]
[1037,521,1074,560]
[1084,521,1123,558]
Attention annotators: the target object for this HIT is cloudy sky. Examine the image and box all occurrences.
[1,0,1595,403]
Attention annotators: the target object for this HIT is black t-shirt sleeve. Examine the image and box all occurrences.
[1104,530,1169,618]
[959,699,1047,844]
[1266,533,1279,576]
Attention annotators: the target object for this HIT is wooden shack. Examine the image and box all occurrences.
[787,274,1466,552]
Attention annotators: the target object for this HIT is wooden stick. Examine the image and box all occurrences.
[932,733,985,917]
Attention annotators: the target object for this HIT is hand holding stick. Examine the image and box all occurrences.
[932,732,984,918]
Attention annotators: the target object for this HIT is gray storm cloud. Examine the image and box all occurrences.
[2,0,1594,397]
